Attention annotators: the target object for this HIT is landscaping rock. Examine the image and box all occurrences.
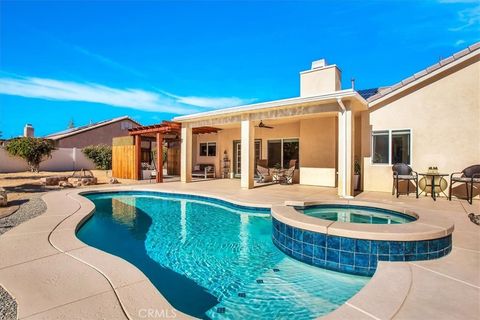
[109,177,119,184]
[58,181,74,188]
[0,188,7,207]
[40,176,68,186]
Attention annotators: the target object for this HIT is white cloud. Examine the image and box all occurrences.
[0,76,254,115]
[455,39,466,46]
[165,93,256,109]
[448,5,480,31]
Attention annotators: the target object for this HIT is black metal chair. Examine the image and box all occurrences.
[392,163,418,198]
[449,165,480,204]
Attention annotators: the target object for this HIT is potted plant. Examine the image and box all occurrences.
[354,158,361,191]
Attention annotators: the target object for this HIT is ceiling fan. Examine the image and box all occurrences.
[255,120,274,129]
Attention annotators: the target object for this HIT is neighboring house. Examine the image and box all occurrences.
[45,116,141,148]
[172,42,479,197]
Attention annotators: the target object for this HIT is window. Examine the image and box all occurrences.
[372,131,389,164]
[199,142,216,157]
[268,139,299,168]
[392,130,410,164]
[372,130,411,165]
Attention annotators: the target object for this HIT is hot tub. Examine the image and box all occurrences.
[271,201,453,276]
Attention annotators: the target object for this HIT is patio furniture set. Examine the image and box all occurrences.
[392,163,480,203]
[256,159,297,185]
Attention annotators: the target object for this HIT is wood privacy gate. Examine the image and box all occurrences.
[112,121,219,182]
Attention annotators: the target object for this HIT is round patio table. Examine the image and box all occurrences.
[418,172,449,201]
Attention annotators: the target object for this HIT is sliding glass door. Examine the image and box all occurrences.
[233,140,262,178]
[267,138,299,169]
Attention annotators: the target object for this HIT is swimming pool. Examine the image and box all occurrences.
[77,191,368,319]
[296,204,416,224]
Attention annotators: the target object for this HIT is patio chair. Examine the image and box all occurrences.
[280,160,297,185]
[392,163,418,198]
[449,165,480,204]
[256,159,272,183]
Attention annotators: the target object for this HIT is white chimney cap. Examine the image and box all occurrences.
[311,59,327,69]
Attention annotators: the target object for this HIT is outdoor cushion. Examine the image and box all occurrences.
[397,174,416,179]
[453,177,480,183]
[462,165,480,178]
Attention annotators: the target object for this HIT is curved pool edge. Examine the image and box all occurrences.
[48,188,199,320]
[18,185,453,320]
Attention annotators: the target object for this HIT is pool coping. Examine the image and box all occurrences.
[0,184,462,319]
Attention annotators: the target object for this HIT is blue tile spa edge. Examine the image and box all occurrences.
[272,217,452,276]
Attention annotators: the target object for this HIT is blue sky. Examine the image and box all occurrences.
[0,0,478,138]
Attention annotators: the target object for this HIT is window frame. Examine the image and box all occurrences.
[371,129,412,166]
[199,142,216,157]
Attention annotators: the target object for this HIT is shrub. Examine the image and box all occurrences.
[82,145,112,170]
[5,137,55,172]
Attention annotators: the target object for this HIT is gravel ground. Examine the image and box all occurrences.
[0,193,47,320]
[0,194,47,236]
[0,286,16,320]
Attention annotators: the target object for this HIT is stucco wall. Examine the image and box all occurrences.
[0,147,95,173]
[363,58,480,192]
[191,117,337,186]
[56,119,137,148]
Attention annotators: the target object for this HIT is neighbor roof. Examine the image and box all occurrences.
[368,41,480,104]
[45,116,141,140]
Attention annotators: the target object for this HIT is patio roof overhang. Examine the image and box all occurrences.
[173,89,367,127]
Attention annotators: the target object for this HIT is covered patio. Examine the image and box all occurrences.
[174,90,367,197]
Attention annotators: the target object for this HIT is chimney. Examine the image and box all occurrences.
[24,124,34,138]
[300,59,342,97]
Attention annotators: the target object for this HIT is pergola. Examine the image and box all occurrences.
[128,121,219,183]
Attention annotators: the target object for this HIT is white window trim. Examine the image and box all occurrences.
[371,128,412,166]
[267,137,300,169]
[199,142,217,157]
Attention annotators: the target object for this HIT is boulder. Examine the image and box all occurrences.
[59,181,74,188]
[41,176,68,186]
[0,188,7,207]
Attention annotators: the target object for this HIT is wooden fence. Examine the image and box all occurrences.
[112,144,136,179]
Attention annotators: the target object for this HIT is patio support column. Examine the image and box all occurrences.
[156,132,163,183]
[241,118,255,189]
[337,106,354,198]
[134,134,141,180]
[180,124,192,183]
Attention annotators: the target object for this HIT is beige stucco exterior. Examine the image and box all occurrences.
[175,45,479,198]
[363,56,480,193]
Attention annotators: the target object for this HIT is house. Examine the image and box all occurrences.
[170,42,479,197]
[45,116,141,148]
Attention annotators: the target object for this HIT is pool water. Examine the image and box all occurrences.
[77,192,368,319]
[297,205,415,224]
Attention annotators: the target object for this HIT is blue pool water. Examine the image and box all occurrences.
[297,205,415,224]
[77,191,368,319]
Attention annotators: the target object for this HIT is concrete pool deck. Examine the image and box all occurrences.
[0,179,478,319]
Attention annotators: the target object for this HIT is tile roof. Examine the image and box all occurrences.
[45,116,141,140]
[367,41,480,103]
